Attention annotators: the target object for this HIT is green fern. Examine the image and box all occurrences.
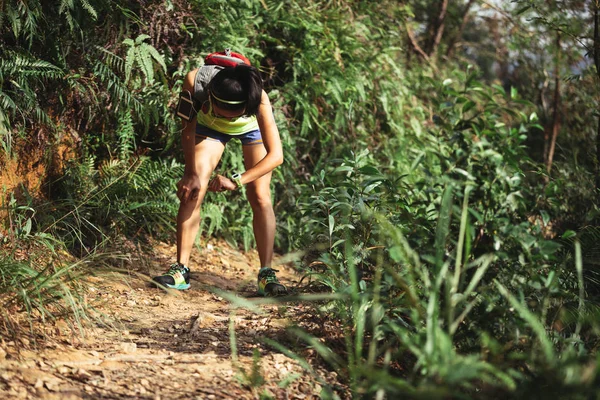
[0,0,43,45]
[123,34,167,83]
[116,111,135,160]
[0,52,62,135]
[59,0,98,31]
[91,58,143,116]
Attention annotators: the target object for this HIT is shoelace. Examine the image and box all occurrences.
[166,263,185,275]
[259,268,279,279]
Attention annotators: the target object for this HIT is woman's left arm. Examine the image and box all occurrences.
[237,90,284,185]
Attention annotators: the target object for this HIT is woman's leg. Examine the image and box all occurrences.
[177,138,225,265]
[242,143,275,268]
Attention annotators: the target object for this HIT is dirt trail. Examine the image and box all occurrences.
[0,240,345,399]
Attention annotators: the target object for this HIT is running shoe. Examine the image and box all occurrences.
[257,267,287,296]
[152,262,190,290]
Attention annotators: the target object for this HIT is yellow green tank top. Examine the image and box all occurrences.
[196,102,259,135]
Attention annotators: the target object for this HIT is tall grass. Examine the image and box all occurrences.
[239,189,599,399]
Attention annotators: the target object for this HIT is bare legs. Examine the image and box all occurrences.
[176,138,225,266]
[176,139,275,269]
[243,143,275,268]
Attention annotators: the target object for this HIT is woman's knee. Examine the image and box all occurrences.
[246,186,272,211]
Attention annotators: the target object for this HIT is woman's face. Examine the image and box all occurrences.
[209,94,246,120]
[211,103,246,119]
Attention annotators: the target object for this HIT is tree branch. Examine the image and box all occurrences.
[406,24,430,61]
[429,0,449,57]
[446,0,477,58]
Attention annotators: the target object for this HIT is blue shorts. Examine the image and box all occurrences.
[196,124,263,145]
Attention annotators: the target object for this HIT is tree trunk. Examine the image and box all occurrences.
[594,1,600,191]
[446,0,476,58]
[428,0,449,58]
[545,32,561,176]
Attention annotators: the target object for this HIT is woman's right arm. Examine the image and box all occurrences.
[177,69,200,203]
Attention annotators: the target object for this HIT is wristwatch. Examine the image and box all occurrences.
[231,172,243,189]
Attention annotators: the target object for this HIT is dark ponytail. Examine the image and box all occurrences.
[208,65,263,116]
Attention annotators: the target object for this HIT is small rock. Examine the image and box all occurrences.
[75,369,92,381]
[126,300,136,307]
[45,380,60,392]
[299,382,311,393]
[120,342,137,353]
[57,366,70,375]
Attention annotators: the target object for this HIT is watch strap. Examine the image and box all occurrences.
[231,172,243,188]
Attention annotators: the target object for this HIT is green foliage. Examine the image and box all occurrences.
[2,1,600,397]
[44,156,183,251]
[123,34,167,84]
[0,51,63,144]
[0,191,110,339]
[288,65,600,397]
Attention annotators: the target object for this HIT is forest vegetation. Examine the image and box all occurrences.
[1,0,600,398]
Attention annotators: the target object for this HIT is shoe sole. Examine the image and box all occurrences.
[165,283,191,290]
[258,287,287,297]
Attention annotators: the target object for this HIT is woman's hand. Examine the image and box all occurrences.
[208,174,237,192]
[177,173,201,203]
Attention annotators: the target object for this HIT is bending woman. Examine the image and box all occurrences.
[152,62,286,296]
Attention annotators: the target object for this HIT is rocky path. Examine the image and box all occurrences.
[0,240,345,399]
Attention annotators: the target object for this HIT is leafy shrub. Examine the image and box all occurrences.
[288,67,600,397]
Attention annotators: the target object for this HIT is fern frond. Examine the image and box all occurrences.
[95,45,125,73]
[59,0,76,31]
[138,44,154,82]
[78,0,98,20]
[0,91,17,111]
[135,34,151,44]
[92,60,143,115]
[0,53,63,80]
[116,111,135,160]
[124,45,135,83]
[145,44,167,73]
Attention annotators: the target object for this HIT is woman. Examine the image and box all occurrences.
[152,59,286,296]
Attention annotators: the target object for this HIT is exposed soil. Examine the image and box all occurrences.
[0,239,347,399]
